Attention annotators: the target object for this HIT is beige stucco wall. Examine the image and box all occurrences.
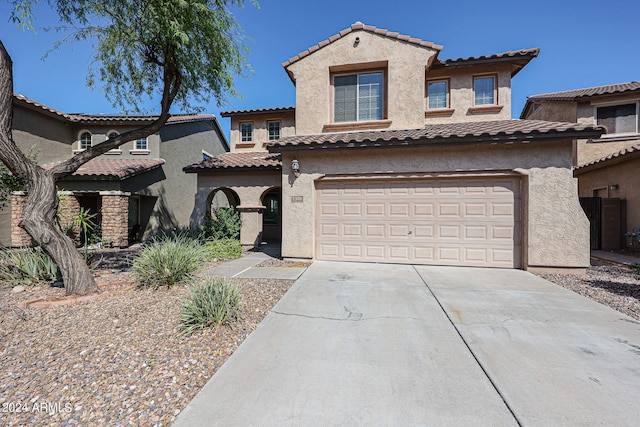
[286,30,437,134]
[425,66,512,124]
[522,101,576,123]
[576,157,640,233]
[279,141,589,268]
[229,112,296,152]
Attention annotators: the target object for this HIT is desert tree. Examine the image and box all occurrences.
[0,0,253,294]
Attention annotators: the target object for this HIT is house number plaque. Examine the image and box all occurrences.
[291,196,304,203]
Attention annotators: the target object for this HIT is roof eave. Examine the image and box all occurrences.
[574,147,640,175]
[267,129,605,153]
[183,165,282,173]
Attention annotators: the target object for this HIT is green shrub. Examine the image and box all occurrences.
[0,247,61,286]
[133,234,206,288]
[203,208,241,240]
[630,263,640,279]
[179,277,243,335]
[203,238,242,261]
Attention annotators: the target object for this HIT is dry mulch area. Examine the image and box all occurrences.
[254,258,312,268]
[538,261,640,320]
[0,253,294,426]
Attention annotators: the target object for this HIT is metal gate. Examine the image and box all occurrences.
[579,197,601,250]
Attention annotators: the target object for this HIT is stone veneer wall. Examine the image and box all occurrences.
[58,192,81,245]
[101,193,129,248]
[10,193,31,247]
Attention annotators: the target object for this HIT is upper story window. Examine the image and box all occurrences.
[474,75,496,106]
[107,131,119,140]
[135,137,148,151]
[427,80,449,109]
[596,102,638,135]
[334,71,384,122]
[240,122,253,142]
[79,131,92,150]
[268,121,281,140]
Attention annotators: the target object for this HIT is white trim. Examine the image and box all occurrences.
[129,149,151,155]
[105,149,123,155]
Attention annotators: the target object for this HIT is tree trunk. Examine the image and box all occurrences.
[20,169,98,295]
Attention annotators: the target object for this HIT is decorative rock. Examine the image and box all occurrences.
[11,285,26,294]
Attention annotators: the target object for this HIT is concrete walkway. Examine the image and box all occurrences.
[174,262,640,426]
[203,246,307,280]
[592,249,640,266]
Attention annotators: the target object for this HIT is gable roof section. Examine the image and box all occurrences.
[220,107,295,118]
[574,144,640,174]
[42,158,165,180]
[267,120,604,152]
[282,22,443,71]
[526,82,640,102]
[184,151,282,173]
[13,94,218,125]
[430,48,540,77]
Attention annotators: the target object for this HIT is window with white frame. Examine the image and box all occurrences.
[135,137,148,150]
[268,121,281,140]
[334,71,384,122]
[596,102,638,135]
[427,80,449,109]
[474,75,496,106]
[107,131,119,140]
[79,131,92,150]
[240,122,253,142]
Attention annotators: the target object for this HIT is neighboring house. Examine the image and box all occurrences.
[185,22,603,271]
[521,82,640,250]
[1,94,228,247]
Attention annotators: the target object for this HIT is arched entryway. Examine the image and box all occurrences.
[207,187,240,214]
[261,187,281,243]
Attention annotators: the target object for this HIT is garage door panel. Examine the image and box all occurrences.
[342,203,362,216]
[366,203,385,216]
[414,203,434,216]
[343,245,362,257]
[438,203,460,217]
[316,177,520,268]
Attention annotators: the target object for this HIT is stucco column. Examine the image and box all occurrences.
[10,191,32,247]
[236,205,264,248]
[100,191,130,248]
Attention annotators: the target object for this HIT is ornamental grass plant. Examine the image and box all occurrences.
[179,277,243,335]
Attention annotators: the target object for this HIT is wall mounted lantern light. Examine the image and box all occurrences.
[291,159,300,177]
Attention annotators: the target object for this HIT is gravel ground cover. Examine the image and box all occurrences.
[538,261,640,320]
[0,252,293,426]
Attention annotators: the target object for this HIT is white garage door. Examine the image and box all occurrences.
[315,177,521,268]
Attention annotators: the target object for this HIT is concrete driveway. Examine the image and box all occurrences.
[174,262,640,426]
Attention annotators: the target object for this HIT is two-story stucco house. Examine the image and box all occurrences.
[2,94,228,248]
[186,22,604,271]
[521,82,640,251]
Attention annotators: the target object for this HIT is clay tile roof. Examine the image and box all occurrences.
[266,120,605,151]
[430,48,540,76]
[13,94,217,125]
[574,144,640,173]
[42,158,165,180]
[527,81,640,102]
[184,151,281,172]
[282,22,443,70]
[220,107,295,117]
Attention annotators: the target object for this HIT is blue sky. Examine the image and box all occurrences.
[1,0,638,137]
